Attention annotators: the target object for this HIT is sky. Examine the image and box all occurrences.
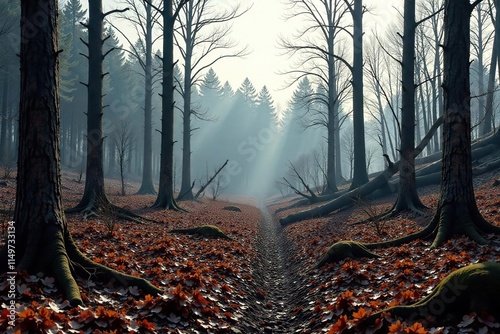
[97,0,401,110]
[209,0,400,111]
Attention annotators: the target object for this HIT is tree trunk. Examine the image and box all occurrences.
[349,0,369,189]
[137,2,156,195]
[178,7,194,200]
[153,0,181,210]
[70,0,108,212]
[393,0,425,213]
[475,3,486,138]
[430,0,499,248]
[324,18,339,194]
[483,0,499,135]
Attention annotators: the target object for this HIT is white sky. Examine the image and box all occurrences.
[96,0,401,109]
[209,0,401,110]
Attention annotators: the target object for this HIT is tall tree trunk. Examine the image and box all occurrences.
[393,0,425,213]
[153,0,181,210]
[71,0,108,211]
[483,0,499,135]
[475,3,486,138]
[178,7,194,200]
[431,12,442,153]
[11,0,82,304]
[349,0,369,189]
[137,2,156,195]
[430,0,499,248]
[334,100,343,184]
[325,20,339,193]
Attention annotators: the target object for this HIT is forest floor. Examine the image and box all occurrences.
[1,168,500,333]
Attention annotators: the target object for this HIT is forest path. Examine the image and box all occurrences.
[237,201,304,333]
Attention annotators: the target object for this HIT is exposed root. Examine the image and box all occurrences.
[65,231,162,303]
[151,196,186,212]
[315,220,438,265]
[348,262,500,333]
[66,193,159,224]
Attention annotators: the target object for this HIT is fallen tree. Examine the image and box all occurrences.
[280,115,444,226]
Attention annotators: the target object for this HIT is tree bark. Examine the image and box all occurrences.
[429,0,499,248]
[70,0,108,212]
[0,74,8,165]
[153,0,182,210]
[483,0,499,135]
[349,0,369,189]
[393,0,426,213]
[178,2,194,201]
[137,1,157,195]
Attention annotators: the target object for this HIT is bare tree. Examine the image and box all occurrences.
[279,0,352,194]
[175,0,249,200]
[113,120,135,195]
[111,0,163,195]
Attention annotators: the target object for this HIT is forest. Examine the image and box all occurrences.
[1,0,500,333]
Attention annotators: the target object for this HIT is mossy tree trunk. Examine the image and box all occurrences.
[0,0,161,306]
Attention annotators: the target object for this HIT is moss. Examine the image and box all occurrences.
[314,241,380,269]
[170,225,234,240]
[353,262,500,332]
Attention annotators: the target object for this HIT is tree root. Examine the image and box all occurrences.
[347,262,500,333]
[315,198,500,267]
[65,230,162,304]
[66,192,160,224]
[152,196,186,212]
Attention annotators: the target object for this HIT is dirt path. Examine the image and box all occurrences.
[237,201,306,333]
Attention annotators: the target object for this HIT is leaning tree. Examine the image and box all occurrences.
[0,0,161,306]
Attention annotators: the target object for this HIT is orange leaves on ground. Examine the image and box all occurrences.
[193,289,209,307]
[389,320,429,334]
[328,314,348,333]
[352,307,370,321]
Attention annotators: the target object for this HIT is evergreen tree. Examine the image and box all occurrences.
[236,77,258,112]
[256,85,277,130]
